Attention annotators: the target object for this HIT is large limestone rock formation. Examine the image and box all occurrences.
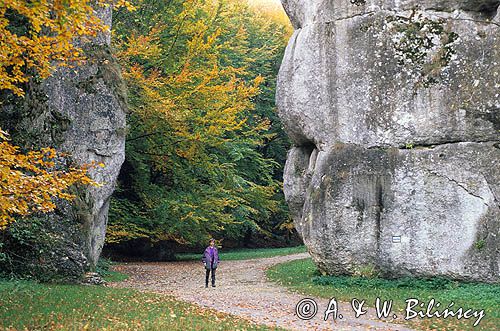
[1,7,126,279]
[277,0,499,282]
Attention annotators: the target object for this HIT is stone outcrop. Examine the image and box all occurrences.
[277,0,499,282]
[1,7,126,279]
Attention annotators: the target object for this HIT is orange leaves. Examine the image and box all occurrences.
[0,0,134,96]
[105,222,151,244]
[113,0,276,171]
[0,130,100,228]
[114,0,137,12]
[115,27,162,61]
[0,0,133,228]
[246,0,293,39]
[0,0,104,95]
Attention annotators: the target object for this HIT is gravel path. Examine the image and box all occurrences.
[110,253,415,331]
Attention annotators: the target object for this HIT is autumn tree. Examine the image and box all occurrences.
[0,0,133,225]
[0,130,103,228]
[107,0,294,251]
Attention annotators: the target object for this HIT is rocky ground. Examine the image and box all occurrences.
[110,253,416,330]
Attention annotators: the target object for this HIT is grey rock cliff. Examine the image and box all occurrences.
[277,0,499,282]
[1,6,126,279]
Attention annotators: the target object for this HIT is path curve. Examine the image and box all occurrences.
[110,253,415,331]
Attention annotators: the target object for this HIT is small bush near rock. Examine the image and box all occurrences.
[0,216,88,282]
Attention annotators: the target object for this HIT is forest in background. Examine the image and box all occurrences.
[104,0,297,259]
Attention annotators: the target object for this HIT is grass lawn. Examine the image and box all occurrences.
[175,245,307,261]
[0,280,282,331]
[267,258,500,331]
[95,258,130,283]
[103,269,130,282]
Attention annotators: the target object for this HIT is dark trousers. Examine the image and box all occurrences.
[205,267,216,286]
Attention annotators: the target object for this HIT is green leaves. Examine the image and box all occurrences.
[107,0,293,248]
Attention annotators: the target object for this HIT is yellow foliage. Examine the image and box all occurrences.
[245,0,293,38]
[0,130,100,228]
[0,0,135,96]
[105,222,151,244]
[0,0,138,226]
[105,0,289,244]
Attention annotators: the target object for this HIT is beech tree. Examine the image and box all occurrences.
[0,0,132,225]
[107,0,293,247]
[0,130,102,227]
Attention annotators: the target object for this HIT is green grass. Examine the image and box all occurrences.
[267,258,500,331]
[175,245,307,261]
[96,258,129,283]
[0,280,282,331]
[103,270,129,283]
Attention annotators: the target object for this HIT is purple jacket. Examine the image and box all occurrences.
[201,246,219,269]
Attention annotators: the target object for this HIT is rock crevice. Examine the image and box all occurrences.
[278,0,499,282]
[1,6,126,279]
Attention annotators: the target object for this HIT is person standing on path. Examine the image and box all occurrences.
[202,238,220,288]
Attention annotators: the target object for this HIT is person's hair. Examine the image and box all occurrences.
[209,238,215,243]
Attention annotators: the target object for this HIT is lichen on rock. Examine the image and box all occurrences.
[386,12,460,88]
[0,6,126,281]
[277,0,499,282]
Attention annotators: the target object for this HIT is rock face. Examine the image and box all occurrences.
[277,0,500,282]
[1,7,126,279]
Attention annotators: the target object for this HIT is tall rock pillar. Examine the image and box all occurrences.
[277,0,499,282]
[1,6,126,279]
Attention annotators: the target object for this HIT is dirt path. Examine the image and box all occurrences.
[110,253,415,331]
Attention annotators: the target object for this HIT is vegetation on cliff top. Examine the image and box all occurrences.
[0,0,132,96]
